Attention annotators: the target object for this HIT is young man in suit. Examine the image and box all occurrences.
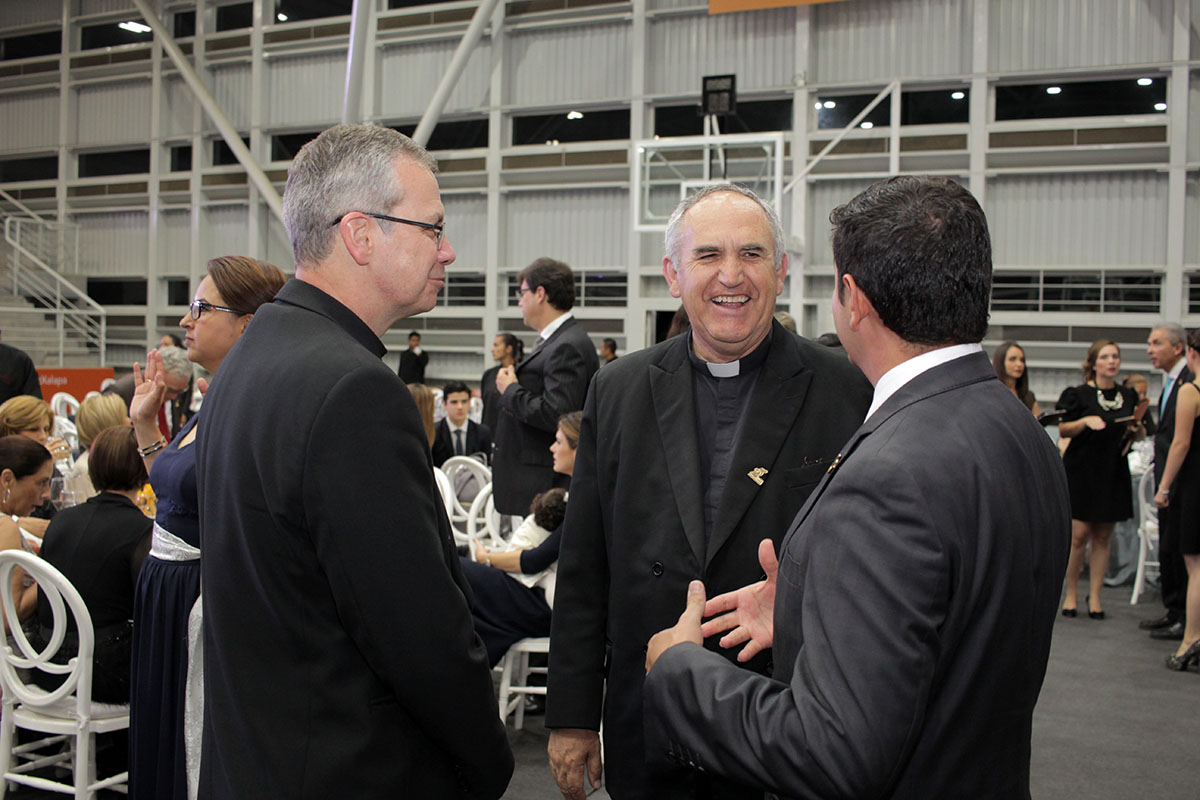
[492,257,598,515]
[1141,323,1194,640]
[547,185,872,800]
[397,330,428,384]
[643,176,1070,800]
[194,124,512,799]
[432,380,492,467]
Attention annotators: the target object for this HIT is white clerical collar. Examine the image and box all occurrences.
[538,311,573,341]
[707,361,739,377]
[866,343,982,421]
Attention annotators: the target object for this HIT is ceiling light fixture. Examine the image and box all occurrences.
[823,100,836,109]
[1046,86,1062,95]
[1154,102,1167,111]
[277,13,288,21]
[566,111,583,120]
[860,121,873,129]
[118,21,151,33]
[950,91,965,100]
[1137,78,1153,86]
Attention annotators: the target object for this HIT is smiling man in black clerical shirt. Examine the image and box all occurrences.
[546,183,872,800]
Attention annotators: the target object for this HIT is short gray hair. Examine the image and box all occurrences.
[283,124,438,268]
[1152,322,1186,348]
[158,345,192,379]
[663,183,786,270]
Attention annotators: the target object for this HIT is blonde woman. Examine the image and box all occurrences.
[407,383,436,451]
[64,393,130,500]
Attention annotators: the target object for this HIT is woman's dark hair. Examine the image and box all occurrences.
[89,426,148,493]
[206,256,287,315]
[1082,339,1119,382]
[1188,328,1200,354]
[497,332,524,363]
[992,340,1035,410]
[530,487,567,531]
[0,435,51,479]
[557,411,583,450]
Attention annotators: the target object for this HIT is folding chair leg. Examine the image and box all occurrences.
[498,651,516,721]
[0,707,13,799]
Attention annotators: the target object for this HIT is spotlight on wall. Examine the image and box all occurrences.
[277,13,288,21]
[1045,86,1062,95]
[814,102,822,110]
[118,21,152,33]
[1154,102,1167,111]
[860,121,873,129]
[822,100,836,109]
[1137,78,1153,86]
[566,111,584,120]
[950,91,965,100]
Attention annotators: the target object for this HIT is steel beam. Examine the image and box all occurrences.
[342,0,372,124]
[412,0,504,147]
[130,0,285,224]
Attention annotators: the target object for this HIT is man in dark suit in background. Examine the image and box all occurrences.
[644,176,1070,800]
[432,380,492,467]
[547,184,872,800]
[0,331,41,404]
[492,257,598,516]
[194,124,512,799]
[397,330,428,383]
[1142,322,1193,640]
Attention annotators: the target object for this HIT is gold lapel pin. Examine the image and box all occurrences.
[826,453,844,474]
[747,467,768,486]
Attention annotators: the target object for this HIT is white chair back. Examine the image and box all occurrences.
[1130,468,1160,604]
[469,396,483,424]
[54,416,79,456]
[442,456,492,539]
[49,392,80,420]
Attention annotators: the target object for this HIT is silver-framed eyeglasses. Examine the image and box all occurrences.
[330,211,446,248]
[189,299,249,320]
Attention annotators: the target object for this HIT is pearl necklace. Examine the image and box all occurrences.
[1094,385,1124,412]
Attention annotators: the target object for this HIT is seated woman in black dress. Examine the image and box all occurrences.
[464,411,579,666]
[34,425,152,703]
[1056,339,1147,620]
[1152,328,1200,671]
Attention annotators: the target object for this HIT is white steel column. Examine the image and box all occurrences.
[968,0,988,206]
[626,0,648,348]
[484,0,505,355]
[189,0,209,292]
[1162,0,1191,320]
[147,27,164,348]
[413,0,503,147]
[248,0,267,254]
[342,0,371,124]
[788,5,810,334]
[55,2,71,229]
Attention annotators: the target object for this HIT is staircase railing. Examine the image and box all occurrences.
[0,189,104,366]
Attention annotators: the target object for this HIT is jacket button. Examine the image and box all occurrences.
[651,561,664,576]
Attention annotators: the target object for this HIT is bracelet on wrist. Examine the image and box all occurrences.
[137,437,168,457]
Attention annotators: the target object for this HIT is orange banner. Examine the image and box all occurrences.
[710,0,845,14]
[37,367,116,405]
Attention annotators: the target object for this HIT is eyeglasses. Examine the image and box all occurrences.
[189,299,248,320]
[514,286,534,302]
[331,211,446,248]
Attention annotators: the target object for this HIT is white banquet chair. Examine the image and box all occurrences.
[1130,468,1160,604]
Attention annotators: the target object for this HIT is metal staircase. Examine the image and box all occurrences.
[0,189,106,367]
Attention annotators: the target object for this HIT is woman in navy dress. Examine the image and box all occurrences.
[1056,339,1147,620]
[128,256,286,800]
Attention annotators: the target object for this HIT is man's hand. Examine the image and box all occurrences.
[496,365,517,394]
[548,728,602,800]
[646,580,705,672]
[700,539,779,662]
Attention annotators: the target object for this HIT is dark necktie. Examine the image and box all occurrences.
[455,428,465,456]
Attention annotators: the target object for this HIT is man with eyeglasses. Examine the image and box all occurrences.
[193,124,513,799]
[492,257,599,517]
[105,344,192,438]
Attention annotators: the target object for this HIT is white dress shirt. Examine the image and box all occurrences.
[866,343,983,422]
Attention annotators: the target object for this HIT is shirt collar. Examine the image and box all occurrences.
[1165,357,1186,381]
[687,327,774,378]
[866,343,983,421]
[446,418,469,434]
[275,278,387,359]
[538,311,573,341]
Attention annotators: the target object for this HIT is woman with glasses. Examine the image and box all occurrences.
[128,255,286,800]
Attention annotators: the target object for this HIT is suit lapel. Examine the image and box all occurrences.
[707,337,812,568]
[649,339,706,567]
[517,317,572,373]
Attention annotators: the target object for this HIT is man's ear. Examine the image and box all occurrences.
[336,214,374,266]
[662,257,682,299]
[774,251,789,296]
[841,274,878,331]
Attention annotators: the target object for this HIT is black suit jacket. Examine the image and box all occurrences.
[195,280,512,799]
[1154,364,1195,485]
[547,322,872,799]
[432,418,492,467]
[644,352,1071,799]
[492,315,598,514]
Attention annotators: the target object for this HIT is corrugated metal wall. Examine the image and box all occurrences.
[1187,175,1199,267]
[75,80,151,146]
[161,77,196,140]
[648,10,795,95]
[267,52,345,128]
[0,90,58,153]
[379,38,492,118]
[208,63,252,132]
[444,193,487,270]
[805,179,875,267]
[502,188,628,268]
[1191,72,1200,164]
[77,0,137,16]
[0,4,59,28]
[264,215,295,272]
[154,209,191,272]
[988,0,1174,73]
[811,0,970,83]
[507,23,629,106]
[203,205,249,260]
[987,172,1168,266]
[76,211,149,276]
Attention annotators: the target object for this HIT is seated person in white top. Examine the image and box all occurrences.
[432,380,492,467]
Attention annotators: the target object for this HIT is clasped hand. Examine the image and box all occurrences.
[645,538,779,673]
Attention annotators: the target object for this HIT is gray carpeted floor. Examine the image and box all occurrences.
[500,583,1200,799]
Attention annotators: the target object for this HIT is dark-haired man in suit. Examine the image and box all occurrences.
[644,176,1070,800]
[547,184,872,800]
[432,380,492,467]
[493,257,598,515]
